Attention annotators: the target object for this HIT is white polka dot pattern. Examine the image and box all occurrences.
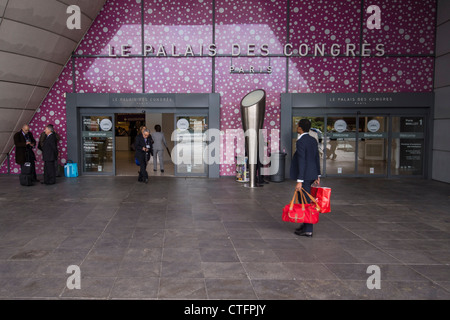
[0,0,436,176]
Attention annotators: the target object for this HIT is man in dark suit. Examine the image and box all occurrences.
[39,124,61,176]
[42,124,58,185]
[290,119,321,237]
[135,129,152,184]
[13,124,39,182]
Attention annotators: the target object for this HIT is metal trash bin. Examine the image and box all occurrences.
[270,152,287,182]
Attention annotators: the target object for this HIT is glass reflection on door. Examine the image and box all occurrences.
[82,116,114,173]
[357,116,388,175]
[326,117,357,175]
[174,116,208,176]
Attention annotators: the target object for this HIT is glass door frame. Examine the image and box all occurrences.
[66,93,220,178]
[291,109,428,179]
[79,112,116,176]
[324,113,361,177]
[354,112,390,178]
[173,113,209,178]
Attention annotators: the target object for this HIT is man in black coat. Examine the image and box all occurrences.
[290,119,321,237]
[13,124,39,182]
[135,129,152,184]
[42,124,58,185]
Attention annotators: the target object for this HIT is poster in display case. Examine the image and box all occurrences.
[399,117,424,174]
[82,116,114,173]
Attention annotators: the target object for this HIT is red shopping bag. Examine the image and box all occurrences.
[282,189,320,224]
[310,186,332,213]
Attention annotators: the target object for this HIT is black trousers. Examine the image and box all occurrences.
[44,161,56,185]
[138,155,148,181]
[298,180,315,233]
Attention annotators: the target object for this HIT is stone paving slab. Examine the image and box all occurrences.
[0,175,449,300]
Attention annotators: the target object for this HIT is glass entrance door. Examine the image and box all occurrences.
[325,116,357,175]
[357,116,388,175]
[81,115,114,174]
[173,115,208,177]
[291,113,426,178]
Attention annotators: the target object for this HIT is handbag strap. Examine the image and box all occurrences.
[299,189,307,210]
[288,190,307,221]
[289,191,298,211]
[289,189,308,210]
[302,188,321,211]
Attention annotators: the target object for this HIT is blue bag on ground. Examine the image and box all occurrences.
[64,160,78,177]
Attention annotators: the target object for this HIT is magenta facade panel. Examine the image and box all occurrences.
[1,0,436,176]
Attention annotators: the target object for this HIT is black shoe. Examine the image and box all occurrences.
[144,178,148,184]
[294,230,313,237]
[161,170,164,173]
[295,224,304,232]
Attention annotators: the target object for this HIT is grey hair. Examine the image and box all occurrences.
[143,129,150,134]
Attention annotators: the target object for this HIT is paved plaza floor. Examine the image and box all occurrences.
[0,174,449,300]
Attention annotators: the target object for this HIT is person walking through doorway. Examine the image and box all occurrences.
[152,125,168,173]
[135,128,152,184]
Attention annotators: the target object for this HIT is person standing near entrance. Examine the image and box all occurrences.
[42,124,58,185]
[135,129,152,184]
[14,124,39,183]
[39,124,61,176]
[290,119,321,237]
[152,125,168,173]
